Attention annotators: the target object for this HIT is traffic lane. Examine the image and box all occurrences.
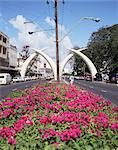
[0,79,47,100]
[74,80,118,105]
[75,79,118,92]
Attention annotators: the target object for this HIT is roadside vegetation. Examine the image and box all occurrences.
[0,83,118,149]
[73,24,118,76]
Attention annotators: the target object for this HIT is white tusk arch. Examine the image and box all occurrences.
[31,48,57,80]
[20,47,47,78]
[60,53,73,78]
[60,48,87,78]
[68,48,97,79]
[20,52,38,78]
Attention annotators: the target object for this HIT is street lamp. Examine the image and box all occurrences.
[24,21,54,35]
[59,17,100,42]
[24,21,34,24]
[28,29,55,35]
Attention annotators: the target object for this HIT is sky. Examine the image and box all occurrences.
[0,0,118,70]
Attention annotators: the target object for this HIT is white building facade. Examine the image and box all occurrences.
[0,31,17,76]
[0,31,9,67]
[9,44,17,68]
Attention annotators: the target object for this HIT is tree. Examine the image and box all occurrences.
[72,46,87,76]
[84,24,118,73]
[19,45,30,61]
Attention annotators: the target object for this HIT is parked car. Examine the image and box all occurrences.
[116,73,118,84]
[95,73,102,81]
[46,76,51,80]
[109,73,118,84]
[84,73,92,81]
[12,76,24,83]
[24,76,31,81]
[0,73,12,85]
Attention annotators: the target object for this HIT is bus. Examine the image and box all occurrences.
[0,73,12,85]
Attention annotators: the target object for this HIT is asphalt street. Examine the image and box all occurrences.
[0,79,118,105]
[0,79,47,100]
[74,79,118,105]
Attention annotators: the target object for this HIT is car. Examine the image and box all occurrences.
[46,76,51,80]
[95,73,102,81]
[12,76,24,83]
[24,76,31,81]
[84,73,92,81]
[109,73,118,84]
[116,73,118,84]
[0,73,12,85]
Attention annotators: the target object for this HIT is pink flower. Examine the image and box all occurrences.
[13,122,24,132]
[42,132,49,139]
[0,126,15,138]
[39,116,51,125]
[8,137,16,145]
[93,112,109,128]
[5,97,12,101]
[96,130,103,137]
[113,107,118,112]
[3,108,13,118]
[25,119,34,126]
[110,123,118,130]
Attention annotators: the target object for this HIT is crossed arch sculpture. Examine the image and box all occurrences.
[20,47,97,80]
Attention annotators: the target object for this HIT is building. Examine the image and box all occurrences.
[39,63,54,79]
[9,44,17,68]
[0,31,17,76]
[0,31,9,67]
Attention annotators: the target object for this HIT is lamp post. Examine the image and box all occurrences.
[28,29,54,35]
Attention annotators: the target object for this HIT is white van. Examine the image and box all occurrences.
[0,73,12,85]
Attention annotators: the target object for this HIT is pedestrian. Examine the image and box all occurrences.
[70,76,74,85]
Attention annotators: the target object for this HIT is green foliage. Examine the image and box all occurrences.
[0,83,118,150]
[73,24,118,74]
[86,24,118,72]
[8,90,25,98]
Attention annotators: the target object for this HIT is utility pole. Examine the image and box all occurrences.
[55,0,60,82]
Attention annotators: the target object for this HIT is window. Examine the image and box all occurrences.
[0,45,2,53]
[0,76,4,78]
[3,47,6,54]
[0,35,2,41]
[3,37,7,43]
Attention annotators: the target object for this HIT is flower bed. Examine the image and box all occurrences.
[0,83,118,149]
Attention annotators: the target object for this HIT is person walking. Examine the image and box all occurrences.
[70,76,74,85]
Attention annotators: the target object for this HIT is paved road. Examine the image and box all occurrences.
[74,79,118,105]
[0,79,47,100]
[0,79,118,105]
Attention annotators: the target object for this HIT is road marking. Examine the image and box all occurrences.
[12,88,17,91]
[101,89,107,93]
